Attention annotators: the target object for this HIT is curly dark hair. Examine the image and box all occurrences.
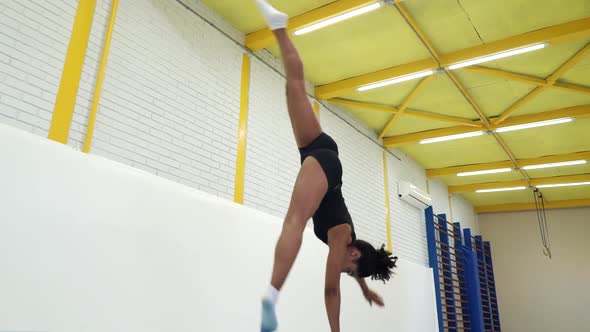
[352,239,398,282]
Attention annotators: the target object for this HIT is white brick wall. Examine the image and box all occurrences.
[429,178,451,216]
[83,0,242,200]
[0,0,75,135]
[68,0,113,149]
[386,151,429,265]
[321,105,387,246]
[451,194,480,234]
[0,0,481,268]
[243,56,300,216]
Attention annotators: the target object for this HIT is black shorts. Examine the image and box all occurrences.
[299,133,356,244]
[298,133,342,190]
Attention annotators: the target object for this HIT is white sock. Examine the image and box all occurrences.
[264,285,280,305]
[255,0,288,30]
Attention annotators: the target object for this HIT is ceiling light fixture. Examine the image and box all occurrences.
[419,131,484,144]
[522,160,587,170]
[294,2,383,36]
[358,70,436,91]
[494,118,573,133]
[536,182,590,189]
[457,168,513,177]
[447,43,549,70]
[476,186,527,193]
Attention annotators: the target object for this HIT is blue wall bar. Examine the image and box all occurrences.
[475,235,492,331]
[424,208,500,332]
[425,207,444,332]
[453,222,469,331]
[437,214,457,331]
[463,228,484,332]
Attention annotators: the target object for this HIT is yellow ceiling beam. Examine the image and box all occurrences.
[476,199,590,213]
[383,125,484,148]
[404,109,481,126]
[395,3,440,58]
[448,174,590,193]
[245,0,383,51]
[328,98,481,126]
[328,98,398,113]
[441,18,590,66]
[397,2,528,185]
[449,179,524,193]
[554,82,590,96]
[494,42,590,124]
[462,66,590,95]
[427,151,590,178]
[462,66,547,85]
[493,86,548,124]
[378,75,434,139]
[498,104,590,126]
[546,42,590,83]
[446,70,492,127]
[428,160,516,178]
[315,17,590,99]
[316,59,437,100]
[383,105,590,148]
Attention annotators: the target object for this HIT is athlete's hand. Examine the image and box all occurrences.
[363,290,384,307]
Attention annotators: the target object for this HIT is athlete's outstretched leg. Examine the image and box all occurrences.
[255,0,322,148]
[261,157,328,331]
[254,1,327,331]
[273,29,322,148]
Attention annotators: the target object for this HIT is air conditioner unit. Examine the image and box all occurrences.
[398,181,432,209]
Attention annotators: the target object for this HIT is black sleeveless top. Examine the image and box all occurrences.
[312,187,356,244]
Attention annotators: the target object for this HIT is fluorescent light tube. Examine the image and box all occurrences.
[419,131,483,144]
[358,70,436,91]
[476,187,527,193]
[457,168,513,177]
[495,118,573,133]
[294,2,383,36]
[522,160,587,170]
[536,182,590,189]
[447,43,549,70]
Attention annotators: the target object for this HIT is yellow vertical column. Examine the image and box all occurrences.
[382,151,393,252]
[313,101,320,119]
[48,0,96,143]
[234,54,252,204]
[83,0,120,153]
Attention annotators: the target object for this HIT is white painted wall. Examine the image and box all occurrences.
[0,0,481,268]
[0,123,438,332]
[479,208,590,332]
